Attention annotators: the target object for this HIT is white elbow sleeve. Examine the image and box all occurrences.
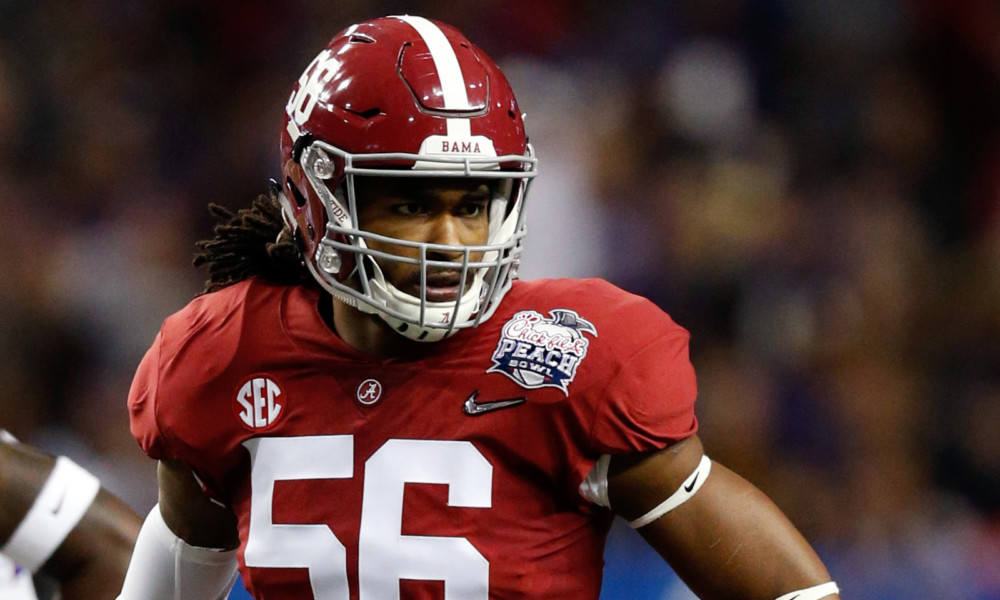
[117,504,238,600]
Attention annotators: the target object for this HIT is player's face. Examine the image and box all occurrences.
[355,177,492,302]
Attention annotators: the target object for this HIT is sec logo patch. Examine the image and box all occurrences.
[235,375,284,430]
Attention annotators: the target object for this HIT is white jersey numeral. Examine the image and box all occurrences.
[360,439,491,599]
[244,436,353,600]
[243,436,493,599]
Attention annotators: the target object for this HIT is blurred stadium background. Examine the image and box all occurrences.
[1,1,999,598]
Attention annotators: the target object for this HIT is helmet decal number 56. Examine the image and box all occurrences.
[243,436,492,599]
[287,49,339,126]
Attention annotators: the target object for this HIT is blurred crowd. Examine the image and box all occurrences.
[1,1,999,599]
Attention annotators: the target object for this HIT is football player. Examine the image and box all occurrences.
[117,15,841,600]
[0,431,141,599]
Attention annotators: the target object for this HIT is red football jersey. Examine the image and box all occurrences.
[128,277,698,600]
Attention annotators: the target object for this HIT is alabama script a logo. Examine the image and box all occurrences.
[488,309,597,395]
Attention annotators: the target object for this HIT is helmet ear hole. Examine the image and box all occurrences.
[287,179,308,208]
[291,228,306,253]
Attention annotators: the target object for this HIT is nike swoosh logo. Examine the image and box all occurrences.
[463,391,526,416]
[683,472,700,493]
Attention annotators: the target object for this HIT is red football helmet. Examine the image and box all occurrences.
[279,15,537,342]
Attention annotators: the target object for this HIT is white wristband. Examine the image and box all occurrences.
[775,581,839,600]
[1,456,101,572]
[628,454,712,528]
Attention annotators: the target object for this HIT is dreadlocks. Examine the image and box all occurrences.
[193,191,313,294]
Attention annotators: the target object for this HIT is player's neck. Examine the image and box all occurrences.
[329,295,423,360]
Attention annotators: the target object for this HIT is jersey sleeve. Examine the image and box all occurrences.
[588,300,698,455]
[128,330,173,461]
[127,284,249,464]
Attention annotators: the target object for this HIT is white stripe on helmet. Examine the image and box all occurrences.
[396,15,472,137]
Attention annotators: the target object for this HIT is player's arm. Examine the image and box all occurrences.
[606,434,840,600]
[0,437,142,600]
[117,458,240,600]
